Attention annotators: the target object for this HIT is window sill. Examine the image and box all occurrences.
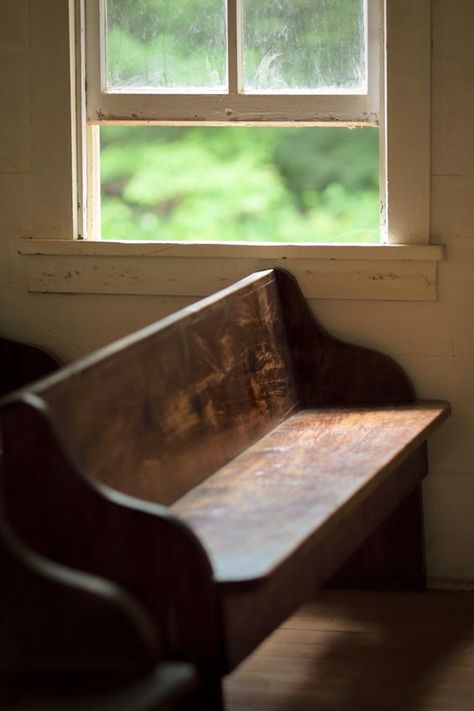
[19,240,444,302]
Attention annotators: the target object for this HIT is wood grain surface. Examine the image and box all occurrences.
[0,337,60,398]
[274,270,416,407]
[0,519,156,679]
[10,268,420,511]
[0,400,223,709]
[226,590,474,711]
[171,403,449,584]
[31,272,296,505]
[0,521,198,710]
[3,664,198,711]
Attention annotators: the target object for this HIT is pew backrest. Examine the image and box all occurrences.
[3,269,414,506]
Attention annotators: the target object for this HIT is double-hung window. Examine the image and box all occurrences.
[80,0,433,251]
[79,1,431,248]
[83,1,390,246]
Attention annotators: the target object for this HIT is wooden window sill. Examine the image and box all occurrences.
[19,240,444,302]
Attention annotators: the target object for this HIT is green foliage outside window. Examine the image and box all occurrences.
[101,126,380,243]
[105,0,364,91]
[101,1,378,243]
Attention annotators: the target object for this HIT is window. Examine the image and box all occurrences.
[79,1,431,247]
[83,0,386,243]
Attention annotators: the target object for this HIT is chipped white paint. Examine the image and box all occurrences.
[19,239,444,261]
[22,252,439,301]
[20,239,442,300]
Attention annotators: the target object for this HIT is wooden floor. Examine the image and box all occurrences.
[225,590,474,710]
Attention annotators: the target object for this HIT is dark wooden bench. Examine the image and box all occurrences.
[0,517,197,710]
[0,269,450,709]
[0,336,61,397]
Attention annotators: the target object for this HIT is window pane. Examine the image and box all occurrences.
[242,0,366,92]
[104,0,227,91]
[100,126,379,243]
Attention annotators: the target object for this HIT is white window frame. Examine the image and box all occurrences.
[84,0,385,241]
[80,0,430,247]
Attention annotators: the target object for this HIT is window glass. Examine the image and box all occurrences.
[242,0,366,92]
[100,126,379,243]
[105,0,227,91]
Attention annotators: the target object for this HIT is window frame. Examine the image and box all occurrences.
[20,0,441,305]
[16,0,440,306]
[80,0,431,247]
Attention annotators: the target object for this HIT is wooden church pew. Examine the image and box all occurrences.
[0,336,60,397]
[0,269,450,709]
[0,518,197,710]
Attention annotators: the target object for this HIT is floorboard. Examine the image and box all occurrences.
[225,590,474,710]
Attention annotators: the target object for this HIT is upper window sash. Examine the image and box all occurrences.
[85,0,381,125]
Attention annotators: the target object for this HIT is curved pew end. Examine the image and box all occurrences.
[0,520,198,711]
[0,397,223,710]
[0,337,61,398]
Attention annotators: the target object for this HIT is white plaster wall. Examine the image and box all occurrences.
[0,0,473,586]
